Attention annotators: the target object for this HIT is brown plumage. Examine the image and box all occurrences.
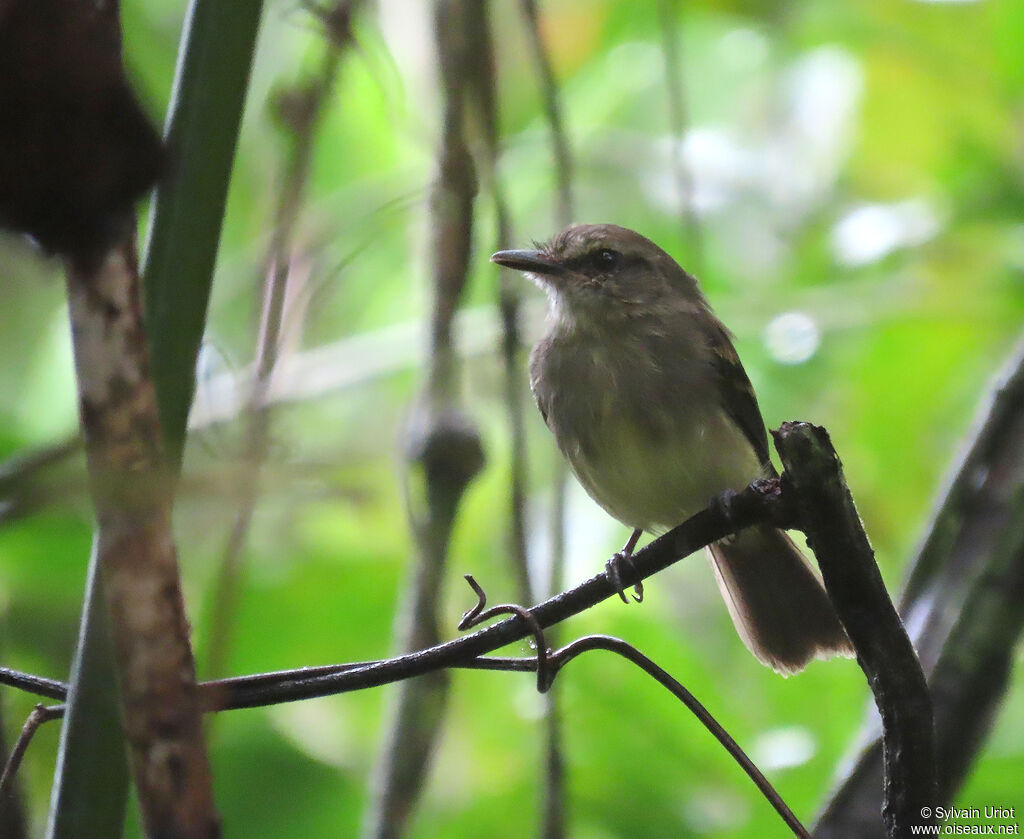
[493,223,852,674]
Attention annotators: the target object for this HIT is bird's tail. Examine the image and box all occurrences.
[707,526,853,674]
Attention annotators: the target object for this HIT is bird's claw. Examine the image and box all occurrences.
[605,551,643,603]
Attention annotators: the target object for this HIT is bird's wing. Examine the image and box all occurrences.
[707,323,776,475]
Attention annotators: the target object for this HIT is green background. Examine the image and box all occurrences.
[1,0,1022,836]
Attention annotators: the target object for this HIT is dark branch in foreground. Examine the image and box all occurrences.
[773,422,937,839]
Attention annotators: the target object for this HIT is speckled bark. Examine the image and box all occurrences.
[66,243,218,839]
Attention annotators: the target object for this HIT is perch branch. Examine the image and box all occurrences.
[200,476,792,708]
[816,342,1024,837]
[773,422,937,839]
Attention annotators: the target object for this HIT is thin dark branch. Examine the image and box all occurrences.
[0,704,64,802]
[0,669,68,702]
[458,574,550,691]
[0,655,549,705]
[3,478,791,711]
[0,700,28,838]
[773,422,937,839]
[547,635,811,839]
[5,477,792,713]
[201,476,792,710]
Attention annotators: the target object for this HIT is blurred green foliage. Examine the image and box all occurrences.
[1,0,1022,836]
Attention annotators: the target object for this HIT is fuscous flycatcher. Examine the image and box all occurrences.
[492,223,852,674]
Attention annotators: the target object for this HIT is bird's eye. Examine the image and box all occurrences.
[596,249,619,269]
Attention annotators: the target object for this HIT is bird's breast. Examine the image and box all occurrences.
[532,332,763,532]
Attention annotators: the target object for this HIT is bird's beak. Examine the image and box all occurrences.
[490,249,567,277]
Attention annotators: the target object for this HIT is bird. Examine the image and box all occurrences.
[492,223,853,674]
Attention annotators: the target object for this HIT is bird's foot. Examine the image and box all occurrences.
[710,479,782,539]
[605,528,644,604]
[709,488,742,545]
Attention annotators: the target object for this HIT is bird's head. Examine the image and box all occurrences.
[491,223,704,329]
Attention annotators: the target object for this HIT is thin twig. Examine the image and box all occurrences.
[0,704,64,803]
[455,574,810,838]
[549,636,811,839]
[201,476,792,710]
[458,575,550,691]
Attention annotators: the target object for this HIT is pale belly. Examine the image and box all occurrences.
[561,402,764,534]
